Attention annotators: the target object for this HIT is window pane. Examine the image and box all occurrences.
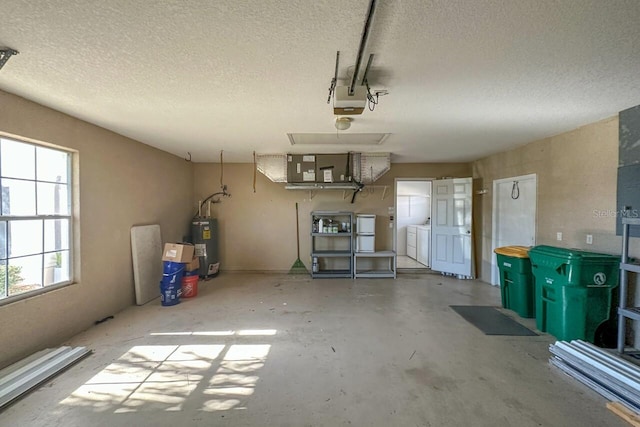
[44,250,69,286]
[44,219,69,252]
[9,220,43,257]
[1,179,36,216]
[0,221,6,259]
[36,147,69,183]
[0,260,6,297]
[0,139,73,301]
[8,255,43,296]
[1,139,36,180]
[37,182,69,215]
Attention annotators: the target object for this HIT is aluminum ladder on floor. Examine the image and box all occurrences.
[617,217,640,353]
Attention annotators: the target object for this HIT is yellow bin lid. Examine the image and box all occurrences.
[494,246,531,258]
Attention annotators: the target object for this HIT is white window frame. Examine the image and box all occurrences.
[0,135,74,305]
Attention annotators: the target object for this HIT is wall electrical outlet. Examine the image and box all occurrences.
[557,232,563,241]
[586,234,593,244]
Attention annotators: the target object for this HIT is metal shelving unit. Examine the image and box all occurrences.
[617,217,640,353]
[354,250,396,278]
[311,211,354,279]
[352,214,397,278]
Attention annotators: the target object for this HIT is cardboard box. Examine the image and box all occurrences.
[162,243,195,263]
[185,256,200,272]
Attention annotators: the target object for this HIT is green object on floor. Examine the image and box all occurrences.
[289,202,308,275]
[528,245,620,344]
[494,246,535,318]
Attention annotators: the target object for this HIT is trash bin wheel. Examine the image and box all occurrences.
[594,320,617,349]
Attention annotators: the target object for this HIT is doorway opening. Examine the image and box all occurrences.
[394,179,432,270]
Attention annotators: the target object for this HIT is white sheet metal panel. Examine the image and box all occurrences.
[550,358,624,407]
[131,224,162,305]
[0,346,90,409]
[549,340,640,411]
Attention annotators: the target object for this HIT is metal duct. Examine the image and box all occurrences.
[256,154,288,183]
[257,152,391,186]
[359,152,390,184]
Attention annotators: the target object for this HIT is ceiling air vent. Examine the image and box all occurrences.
[287,133,390,146]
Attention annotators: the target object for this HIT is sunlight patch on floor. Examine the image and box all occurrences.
[149,329,276,337]
[201,344,270,412]
[59,334,273,414]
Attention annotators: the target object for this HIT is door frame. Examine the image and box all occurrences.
[393,178,433,255]
[490,173,537,285]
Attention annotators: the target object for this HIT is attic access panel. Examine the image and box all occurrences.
[287,133,390,146]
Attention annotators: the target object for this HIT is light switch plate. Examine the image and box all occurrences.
[586,234,593,244]
[557,232,563,241]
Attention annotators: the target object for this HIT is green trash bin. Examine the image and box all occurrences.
[528,245,620,343]
[494,246,535,318]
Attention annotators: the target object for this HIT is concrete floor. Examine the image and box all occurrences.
[0,273,626,427]
[396,255,427,269]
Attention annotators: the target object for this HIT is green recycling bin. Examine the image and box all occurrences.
[494,246,535,318]
[528,245,620,343]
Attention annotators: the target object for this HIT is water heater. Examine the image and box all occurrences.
[191,218,219,278]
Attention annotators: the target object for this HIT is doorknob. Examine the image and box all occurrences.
[466,230,471,234]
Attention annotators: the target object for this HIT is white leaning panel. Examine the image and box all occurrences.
[131,224,162,305]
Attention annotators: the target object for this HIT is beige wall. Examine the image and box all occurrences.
[3,84,635,366]
[473,116,640,282]
[0,91,194,368]
[193,162,471,271]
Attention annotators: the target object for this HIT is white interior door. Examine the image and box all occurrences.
[491,174,537,285]
[431,178,473,277]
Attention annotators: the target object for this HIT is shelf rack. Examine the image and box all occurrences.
[354,250,397,279]
[311,211,354,279]
[617,217,640,353]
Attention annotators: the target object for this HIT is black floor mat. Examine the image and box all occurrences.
[450,305,538,336]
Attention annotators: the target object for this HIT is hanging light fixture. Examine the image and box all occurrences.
[335,117,352,131]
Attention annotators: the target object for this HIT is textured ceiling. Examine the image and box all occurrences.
[1,0,640,162]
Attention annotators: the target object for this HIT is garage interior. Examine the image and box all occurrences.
[1,1,640,426]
